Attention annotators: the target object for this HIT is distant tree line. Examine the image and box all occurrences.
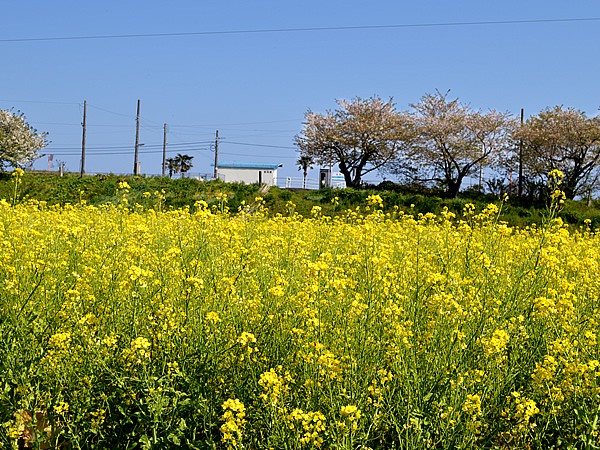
[295,92,600,199]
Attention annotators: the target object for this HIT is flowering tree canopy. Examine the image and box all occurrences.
[0,109,48,169]
[514,106,600,199]
[295,97,411,188]
[396,91,516,198]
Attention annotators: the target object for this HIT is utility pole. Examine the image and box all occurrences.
[81,100,87,177]
[213,130,219,180]
[162,123,167,177]
[134,99,140,175]
[518,108,524,198]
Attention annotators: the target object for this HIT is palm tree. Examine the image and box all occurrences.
[166,157,179,178]
[176,153,194,177]
[296,155,314,189]
[165,154,194,178]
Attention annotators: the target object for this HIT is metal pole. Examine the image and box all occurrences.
[134,99,140,175]
[213,130,219,179]
[81,100,86,177]
[518,108,524,198]
[162,123,167,177]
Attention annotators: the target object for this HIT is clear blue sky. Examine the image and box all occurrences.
[1,0,599,183]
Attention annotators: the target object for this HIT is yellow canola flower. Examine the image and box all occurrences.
[48,332,72,350]
[3,185,600,448]
[237,331,256,346]
[340,404,358,416]
[510,392,539,432]
[483,329,510,356]
[205,311,221,325]
[220,398,246,443]
[366,194,383,207]
[463,394,482,419]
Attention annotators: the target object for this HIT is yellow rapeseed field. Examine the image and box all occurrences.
[0,170,599,449]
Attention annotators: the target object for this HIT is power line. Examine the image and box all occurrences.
[224,141,297,149]
[221,152,297,159]
[87,104,135,118]
[0,99,81,105]
[168,119,301,127]
[32,122,137,128]
[47,140,298,159]
[46,140,214,150]
[13,120,297,131]
[223,131,300,140]
[50,147,211,156]
[2,17,599,43]
[2,101,302,129]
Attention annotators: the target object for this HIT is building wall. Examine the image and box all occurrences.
[217,167,278,185]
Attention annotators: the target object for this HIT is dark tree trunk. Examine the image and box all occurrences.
[562,185,576,200]
[339,161,360,189]
[446,172,468,198]
[446,180,461,198]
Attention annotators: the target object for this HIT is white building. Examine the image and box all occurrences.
[212,162,283,185]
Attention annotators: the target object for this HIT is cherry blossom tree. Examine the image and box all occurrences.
[295,97,410,188]
[514,106,600,199]
[0,109,48,169]
[396,91,516,198]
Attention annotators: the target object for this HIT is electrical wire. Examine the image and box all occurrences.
[31,122,136,128]
[0,99,80,105]
[46,140,214,150]
[46,139,298,161]
[224,141,297,149]
[2,99,303,129]
[49,147,211,156]
[220,152,297,159]
[168,119,301,127]
[87,104,135,118]
[1,17,599,42]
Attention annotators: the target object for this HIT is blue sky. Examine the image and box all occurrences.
[1,1,599,184]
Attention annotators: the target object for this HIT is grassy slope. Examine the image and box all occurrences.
[2,171,600,229]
